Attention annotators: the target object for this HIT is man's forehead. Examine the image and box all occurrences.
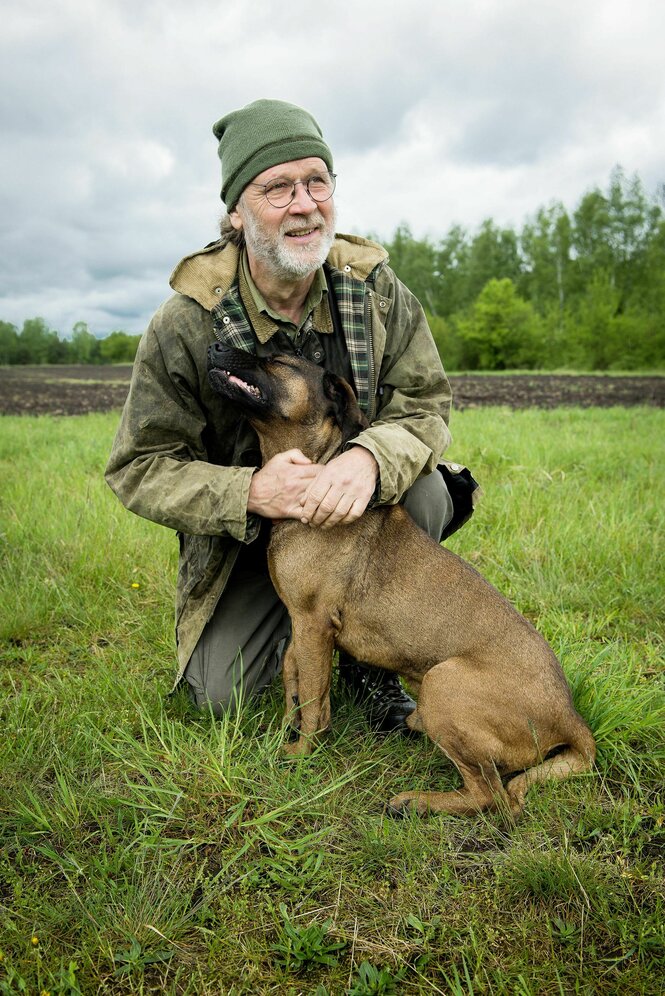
[252,157,328,185]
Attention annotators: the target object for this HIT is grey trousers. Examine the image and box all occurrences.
[184,469,453,715]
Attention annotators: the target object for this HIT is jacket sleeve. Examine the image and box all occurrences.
[104,298,258,540]
[351,267,452,504]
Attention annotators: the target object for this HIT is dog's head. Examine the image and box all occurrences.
[207,344,369,461]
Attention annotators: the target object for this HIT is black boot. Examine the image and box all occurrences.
[337,653,417,734]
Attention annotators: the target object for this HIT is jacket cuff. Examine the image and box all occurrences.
[347,428,435,505]
[223,466,262,542]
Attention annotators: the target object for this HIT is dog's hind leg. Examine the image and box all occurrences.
[505,734,596,812]
[389,759,512,817]
[389,658,516,816]
[390,657,549,817]
[390,657,594,818]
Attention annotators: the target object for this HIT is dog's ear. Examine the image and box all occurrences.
[322,372,369,444]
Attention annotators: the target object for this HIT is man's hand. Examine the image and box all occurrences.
[299,446,379,529]
[248,449,320,520]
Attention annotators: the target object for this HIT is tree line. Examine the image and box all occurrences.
[0,320,140,366]
[2,167,663,371]
[383,166,664,370]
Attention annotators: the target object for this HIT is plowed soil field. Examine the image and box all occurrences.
[0,364,663,415]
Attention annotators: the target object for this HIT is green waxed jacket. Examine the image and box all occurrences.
[105,234,452,682]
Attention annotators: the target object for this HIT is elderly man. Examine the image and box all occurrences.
[106,99,469,732]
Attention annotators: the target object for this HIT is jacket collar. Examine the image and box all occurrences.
[169,233,388,312]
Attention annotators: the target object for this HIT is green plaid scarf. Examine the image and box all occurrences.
[211,267,371,413]
[211,284,255,352]
[326,267,369,412]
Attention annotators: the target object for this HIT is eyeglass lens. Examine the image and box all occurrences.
[264,173,336,207]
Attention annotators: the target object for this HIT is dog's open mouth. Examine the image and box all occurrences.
[208,366,265,403]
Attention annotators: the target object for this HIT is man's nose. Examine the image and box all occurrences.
[288,180,316,212]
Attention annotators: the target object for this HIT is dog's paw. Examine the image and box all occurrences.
[281,739,313,760]
[387,791,429,817]
[385,798,410,819]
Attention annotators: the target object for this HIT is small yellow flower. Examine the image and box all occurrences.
[31,935,39,946]
[131,582,140,589]
[41,990,51,996]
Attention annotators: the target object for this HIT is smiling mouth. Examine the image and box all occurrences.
[284,226,319,238]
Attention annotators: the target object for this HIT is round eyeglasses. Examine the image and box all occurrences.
[249,171,337,208]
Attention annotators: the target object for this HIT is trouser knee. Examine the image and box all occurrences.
[183,548,291,716]
[401,469,454,542]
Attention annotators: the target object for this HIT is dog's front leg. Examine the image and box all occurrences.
[281,613,334,758]
[281,641,301,734]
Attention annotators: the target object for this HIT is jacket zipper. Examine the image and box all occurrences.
[365,282,378,422]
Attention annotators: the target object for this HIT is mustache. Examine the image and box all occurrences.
[281,212,326,236]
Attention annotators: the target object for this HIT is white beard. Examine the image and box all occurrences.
[241,204,336,280]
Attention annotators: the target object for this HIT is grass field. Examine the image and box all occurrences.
[0,406,663,995]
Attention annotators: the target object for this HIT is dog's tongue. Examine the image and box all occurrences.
[228,373,261,397]
[228,374,250,389]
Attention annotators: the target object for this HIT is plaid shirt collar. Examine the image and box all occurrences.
[212,262,371,412]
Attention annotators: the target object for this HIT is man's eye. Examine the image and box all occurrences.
[266,180,291,192]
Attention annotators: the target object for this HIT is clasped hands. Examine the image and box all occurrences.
[247,447,379,529]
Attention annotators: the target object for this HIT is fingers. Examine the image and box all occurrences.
[298,448,378,528]
[300,480,370,529]
[248,447,376,525]
[247,452,321,519]
[317,495,368,529]
[299,479,332,525]
[300,486,356,528]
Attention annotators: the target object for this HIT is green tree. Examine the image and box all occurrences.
[571,167,662,311]
[465,220,522,302]
[99,330,141,363]
[456,278,544,370]
[70,321,101,364]
[426,311,464,370]
[632,211,665,326]
[0,321,19,364]
[520,203,573,318]
[572,270,621,369]
[384,224,441,314]
[16,317,60,364]
[435,224,471,317]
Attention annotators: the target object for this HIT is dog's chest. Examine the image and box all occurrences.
[268,524,348,612]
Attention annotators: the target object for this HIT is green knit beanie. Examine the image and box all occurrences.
[212,99,333,209]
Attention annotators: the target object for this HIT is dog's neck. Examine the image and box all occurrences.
[257,430,344,467]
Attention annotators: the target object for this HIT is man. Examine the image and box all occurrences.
[106,98,462,733]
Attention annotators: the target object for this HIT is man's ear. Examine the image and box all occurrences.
[229,204,244,231]
[322,372,369,444]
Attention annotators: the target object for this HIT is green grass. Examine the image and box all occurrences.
[446,369,664,376]
[1,407,663,995]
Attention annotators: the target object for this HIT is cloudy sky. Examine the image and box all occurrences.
[1,0,663,336]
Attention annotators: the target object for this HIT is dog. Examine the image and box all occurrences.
[207,344,595,817]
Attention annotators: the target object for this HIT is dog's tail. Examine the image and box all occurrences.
[505,721,596,814]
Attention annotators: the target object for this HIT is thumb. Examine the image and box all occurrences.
[283,448,313,465]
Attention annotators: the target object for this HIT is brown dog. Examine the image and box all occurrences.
[208,344,595,817]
